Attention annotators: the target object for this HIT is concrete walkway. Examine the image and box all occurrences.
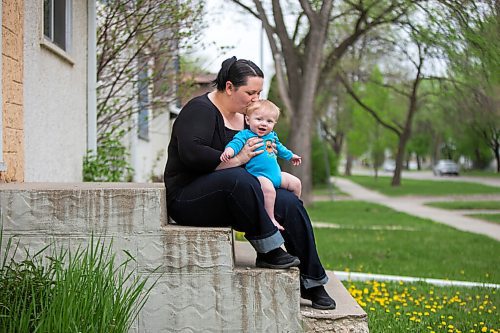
[331,177,500,242]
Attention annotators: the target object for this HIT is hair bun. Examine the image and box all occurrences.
[221,56,237,78]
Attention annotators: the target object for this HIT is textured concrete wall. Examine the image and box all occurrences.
[1,0,24,182]
[0,183,303,332]
[23,1,88,181]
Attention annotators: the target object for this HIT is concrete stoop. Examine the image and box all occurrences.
[0,183,367,332]
[235,241,369,333]
[300,271,369,333]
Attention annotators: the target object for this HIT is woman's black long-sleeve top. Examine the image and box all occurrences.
[164,93,231,205]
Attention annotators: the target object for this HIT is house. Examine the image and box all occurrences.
[1,0,95,182]
[1,0,175,183]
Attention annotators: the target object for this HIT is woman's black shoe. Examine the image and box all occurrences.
[301,285,336,310]
[255,247,301,269]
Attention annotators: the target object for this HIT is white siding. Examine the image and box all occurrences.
[126,111,171,183]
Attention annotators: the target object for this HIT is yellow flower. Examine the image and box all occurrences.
[481,327,487,333]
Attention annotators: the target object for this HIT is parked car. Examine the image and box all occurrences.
[433,160,460,176]
[382,160,396,172]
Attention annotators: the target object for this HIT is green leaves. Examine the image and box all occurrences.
[0,233,156,332]
[83,130,133,182]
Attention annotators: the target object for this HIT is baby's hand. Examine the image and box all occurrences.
[290,154,302,166]
[220,147,235,162]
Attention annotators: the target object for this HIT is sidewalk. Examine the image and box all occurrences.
[331,177,500,242]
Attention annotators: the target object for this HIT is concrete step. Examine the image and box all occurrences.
[140,268,301,332]
[235,241,369,332]
[0,184,303,332]
[0,182,167,234]
[1,184,368,332]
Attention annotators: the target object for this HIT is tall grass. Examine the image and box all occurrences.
[0,230,156,333]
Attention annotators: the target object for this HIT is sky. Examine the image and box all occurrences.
[191,1,274,96]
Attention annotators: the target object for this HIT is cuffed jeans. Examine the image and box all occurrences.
[167,168,328,288]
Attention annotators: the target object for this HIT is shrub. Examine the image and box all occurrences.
[83,130,134,182]
[0,232,155,332]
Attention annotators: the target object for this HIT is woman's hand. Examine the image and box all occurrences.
[216,138,263,170]
[235,137,264,164]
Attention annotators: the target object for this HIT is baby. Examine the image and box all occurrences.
[221,100,302,231]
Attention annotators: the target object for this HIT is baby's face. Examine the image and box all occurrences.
[245,107,277,137]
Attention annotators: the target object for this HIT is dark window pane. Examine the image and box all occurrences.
[54,0,66,49]
[138,61,150,140]
[43,0,51,38]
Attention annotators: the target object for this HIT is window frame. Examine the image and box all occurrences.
[41,0,74,64]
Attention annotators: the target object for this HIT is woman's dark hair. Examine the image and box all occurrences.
[212,56,264,91]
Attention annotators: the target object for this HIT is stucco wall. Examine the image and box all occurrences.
[23,0,88,182]
[1,0,24,182]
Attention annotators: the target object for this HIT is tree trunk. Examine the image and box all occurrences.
[392,133,407,186]
[494,143,500,173]
[345,153,353,176]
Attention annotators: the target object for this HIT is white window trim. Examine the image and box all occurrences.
[40,0,75,65]
[0,0,6,172]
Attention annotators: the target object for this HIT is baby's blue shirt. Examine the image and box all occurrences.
[226,129,293,187]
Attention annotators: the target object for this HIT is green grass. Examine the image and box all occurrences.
[462,170,500,178]
[308,201,500,283]
[312,183,345,197]
[467,214,500,224]
[425,201,500,210]
[344,280,499,333]
[0,234,156,332]
[345,175,500,196]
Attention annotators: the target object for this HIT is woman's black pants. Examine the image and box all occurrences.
[167,168,328,288]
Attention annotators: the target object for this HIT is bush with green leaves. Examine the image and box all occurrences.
[0,232,155,332]
[83,130,133,182]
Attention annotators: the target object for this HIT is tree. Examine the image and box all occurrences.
[230,0,417,203]
[432,0,500,171]
[339,11,438,186]
[96,0,203,139]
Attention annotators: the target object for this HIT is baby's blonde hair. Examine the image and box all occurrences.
[246,100,280,120]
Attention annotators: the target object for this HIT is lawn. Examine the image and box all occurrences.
[345,175,500,196]
[308,198,500,332]
[425,201,500,210]
[312,183,346,197]
[423,200,500,224]
[344,280,499,333]
[467,214,500,225]
[462,170,500,178]
[308,201,500,283]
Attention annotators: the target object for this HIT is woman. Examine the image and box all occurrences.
[164,56,336,310]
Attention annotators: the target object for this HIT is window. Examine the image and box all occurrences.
[137,58,150,141]
[43,0,71,51]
